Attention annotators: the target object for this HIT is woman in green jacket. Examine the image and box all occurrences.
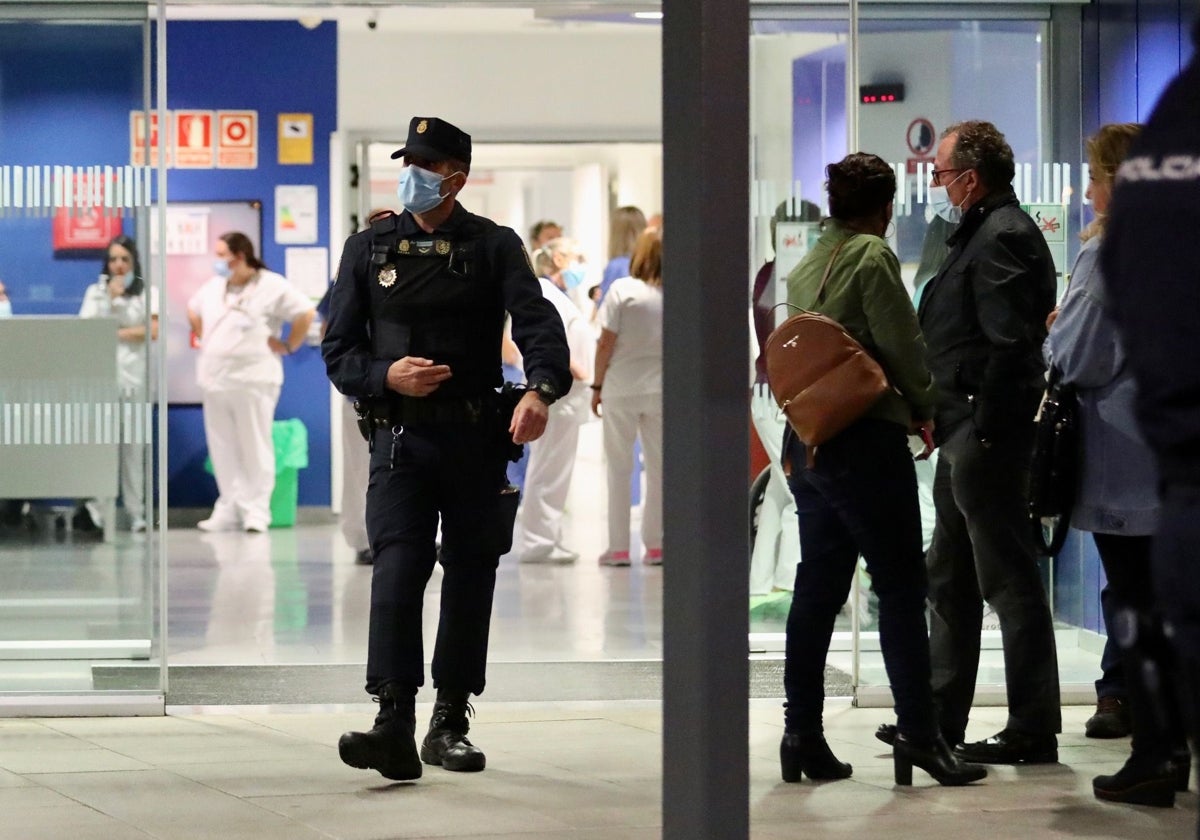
[778,153,983,788]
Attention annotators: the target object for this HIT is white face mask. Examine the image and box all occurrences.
[929,170,969,224]
[0,300,11,318]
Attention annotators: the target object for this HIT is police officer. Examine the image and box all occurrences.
[322,116,570,781]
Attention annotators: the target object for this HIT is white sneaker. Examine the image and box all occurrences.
[520,544,579,564]
[197,516,240,532]
[243,520,269,534]
[130,517,148,533]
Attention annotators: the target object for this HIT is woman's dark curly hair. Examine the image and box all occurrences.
[825,153,896,223]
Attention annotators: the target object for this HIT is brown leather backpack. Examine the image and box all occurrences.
[764,238,890,463]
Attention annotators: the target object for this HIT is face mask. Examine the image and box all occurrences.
[928,171,968,224]
[561,265,586,290]
[0,300,11,318]
[397,165,458,214]
[213,259,232,279]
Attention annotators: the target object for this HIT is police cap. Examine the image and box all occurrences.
[390,117,472,166]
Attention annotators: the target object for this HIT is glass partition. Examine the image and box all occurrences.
[0,2,165,711]
[749,4,1096,709]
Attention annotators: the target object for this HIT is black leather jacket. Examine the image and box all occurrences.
[918,188,1056,443]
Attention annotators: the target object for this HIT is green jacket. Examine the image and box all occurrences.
[784,222,936,427]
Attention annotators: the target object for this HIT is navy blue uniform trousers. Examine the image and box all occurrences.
[364,421,510,697]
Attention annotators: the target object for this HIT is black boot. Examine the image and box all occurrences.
[421,688,486,772]
[894,733,987,786]
[338,683,421,781]
[1093,756,1176,807]
[779,732,852,783]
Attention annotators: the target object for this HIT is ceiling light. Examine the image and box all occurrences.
[633,12,664,20]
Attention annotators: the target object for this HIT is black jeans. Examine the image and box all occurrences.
[1093,532,1184,765]
[363,422,510,697]
[927,421,1061,742]
[1095,581,1127,701]
[783,419,937,740]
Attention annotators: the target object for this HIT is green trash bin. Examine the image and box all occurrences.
[203,418,309,528]
[269,419,308,528]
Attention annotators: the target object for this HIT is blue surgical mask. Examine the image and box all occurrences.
[213,259,232,279]
[397,165,459,214]
[0,300,11,318]
[561,265,587,290]
[928,171,968,224]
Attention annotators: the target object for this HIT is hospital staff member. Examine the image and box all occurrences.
[79,236,158,532]
[188,232,315,533]
[516,237,594,563]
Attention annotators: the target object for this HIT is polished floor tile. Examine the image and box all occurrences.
[0,703,1194,839]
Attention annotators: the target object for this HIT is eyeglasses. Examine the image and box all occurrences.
[930,168,964,186]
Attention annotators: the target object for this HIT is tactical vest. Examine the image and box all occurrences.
[367,212,506,400]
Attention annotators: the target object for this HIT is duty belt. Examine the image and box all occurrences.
[373,395,486,426]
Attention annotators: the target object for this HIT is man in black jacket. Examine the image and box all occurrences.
[917,120,1061,764]
[323,116,571,782]
[1102,20,1200,829]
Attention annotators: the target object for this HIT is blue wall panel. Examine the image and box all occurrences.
[164,20,337,508]
[0,20,338,509]
[0,24,143,313]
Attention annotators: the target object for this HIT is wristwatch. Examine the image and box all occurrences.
[529,380,558,406]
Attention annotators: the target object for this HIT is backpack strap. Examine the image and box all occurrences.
[813,236,852,305]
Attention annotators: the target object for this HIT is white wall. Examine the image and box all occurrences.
[338,30,662,140]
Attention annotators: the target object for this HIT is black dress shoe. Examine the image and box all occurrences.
[779,732,853,783]
[894,734,987,787]
[1093,757,1176,807]
[954,729,1057,765]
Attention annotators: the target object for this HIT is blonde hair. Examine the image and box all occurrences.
[608,206,647,260]
[629,229,662,287]
[1082,122,1141,242]
[532,236,578,277]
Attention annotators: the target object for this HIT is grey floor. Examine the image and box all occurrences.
[1,702,1194,839]
[4,424,1189,836]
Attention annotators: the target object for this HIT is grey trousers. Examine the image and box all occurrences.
[927,421,1062,742]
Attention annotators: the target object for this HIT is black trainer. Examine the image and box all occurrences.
[338,683,422,781]
[420,688,486,772]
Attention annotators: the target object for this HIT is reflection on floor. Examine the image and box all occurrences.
[0,702,1193,839]
[1,420,1104,702]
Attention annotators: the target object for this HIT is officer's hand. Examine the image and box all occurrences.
[510,391,548,444]
[386,356,453,397]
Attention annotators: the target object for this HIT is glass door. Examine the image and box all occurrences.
[0,1,165,713]
[749,3,1094,707]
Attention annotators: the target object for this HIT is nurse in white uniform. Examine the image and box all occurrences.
[187,232,315,533]
[516,238,594,563]
[78,236,158,532]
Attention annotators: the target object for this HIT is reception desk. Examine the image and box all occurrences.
[0,317,121,538]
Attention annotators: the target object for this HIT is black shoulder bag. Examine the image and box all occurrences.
[1028,365,1079,556]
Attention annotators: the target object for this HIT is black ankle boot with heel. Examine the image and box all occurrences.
[337,683,422,781]
[1093,757,1178,807]
[893,733,987,786]
[779,732,852,783]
